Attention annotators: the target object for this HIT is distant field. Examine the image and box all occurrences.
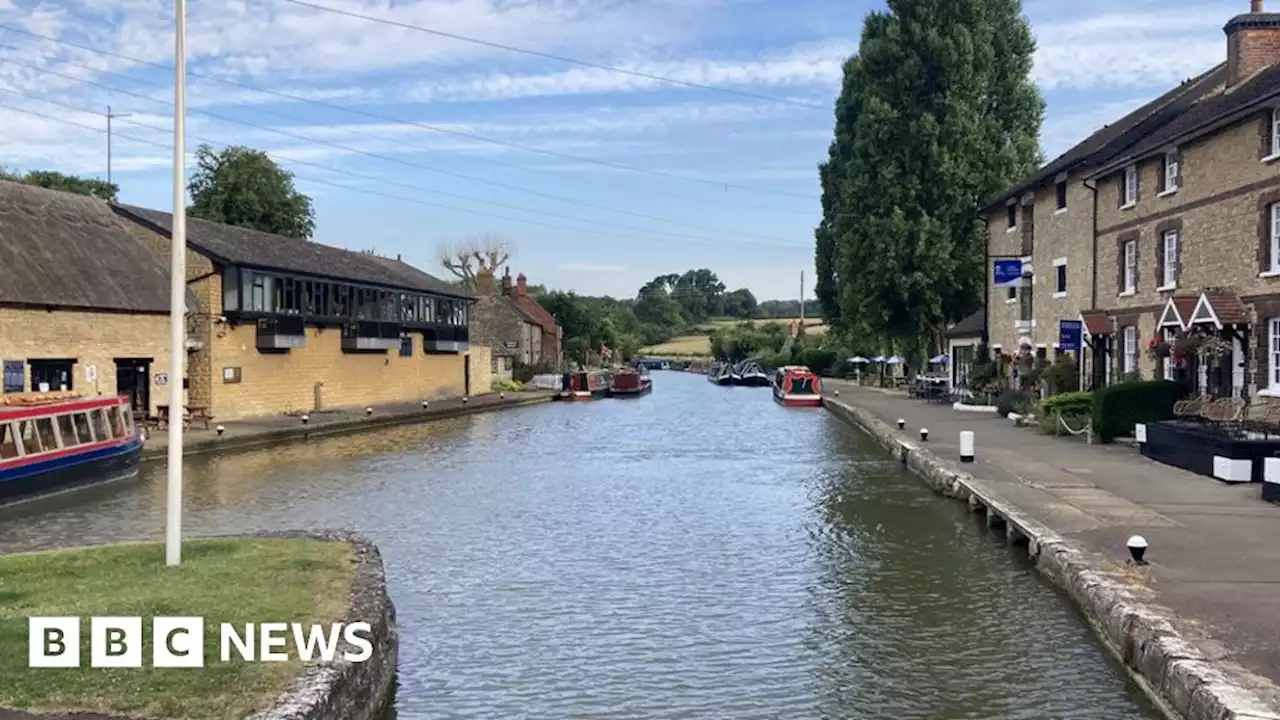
[640,317,828,357]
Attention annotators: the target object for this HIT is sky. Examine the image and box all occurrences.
[0,0,1245,301]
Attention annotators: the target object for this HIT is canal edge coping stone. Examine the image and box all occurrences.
[823,396,1280,720]
[245,529,398,720]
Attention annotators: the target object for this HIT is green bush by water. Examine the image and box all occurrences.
[1091,380,1185,443]
[1038,391,1093,435]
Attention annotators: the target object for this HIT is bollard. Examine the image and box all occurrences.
[422,400,429,409]
[301,414,309,425]
[366,407,374,415]
[834,390,840,397]
[897,418,906,430]
[1127,535,1148,565]
[960,431,975,463]
[920,428,929,441]
[500,392,505,399]
[215,424,225,437]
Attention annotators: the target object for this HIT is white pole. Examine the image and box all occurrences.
[799,271,805,323]
[166,0,187,567]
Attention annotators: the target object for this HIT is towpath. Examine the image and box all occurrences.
[823,380,1280,694]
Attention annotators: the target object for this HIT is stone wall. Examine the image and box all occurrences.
[823,395,1280,720]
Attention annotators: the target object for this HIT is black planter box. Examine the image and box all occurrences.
[1140,421,1280,484]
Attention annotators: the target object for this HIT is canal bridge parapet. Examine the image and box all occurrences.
[822,392,1280,720]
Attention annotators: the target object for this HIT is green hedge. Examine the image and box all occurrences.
[1038,391,1093,435]
[1091,380,1184,443]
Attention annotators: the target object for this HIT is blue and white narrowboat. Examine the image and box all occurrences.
[0,393,143,502]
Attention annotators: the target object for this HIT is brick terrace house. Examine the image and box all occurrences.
[0,180,180,416]
[983,0,1280,403]
[109,205,491,421]
[470,267,543,381]
[501,269,563,371]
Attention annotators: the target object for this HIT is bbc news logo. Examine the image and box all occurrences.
[28,617,374,668]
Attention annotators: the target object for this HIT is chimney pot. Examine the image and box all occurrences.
[1254,0,1265,13]
[516,273,528,296]
[500,268,514,295]
[475,267,495,296]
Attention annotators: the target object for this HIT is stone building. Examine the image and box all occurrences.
[470,267,543,381]
[500,269,563,371]
[111,205,488,421]
[983,0,1280,402]
[0,180,182,416]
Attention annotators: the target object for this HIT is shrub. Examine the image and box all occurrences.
[796,348,838,375]
[1091,380,1186,443]
[995,388,1033,417]
[1041,356,1080,395]
[1038,391,1093,435]
[512,360,556,383]
[491,379,523,392]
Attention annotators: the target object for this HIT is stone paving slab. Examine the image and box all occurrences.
[823,381,1280,699]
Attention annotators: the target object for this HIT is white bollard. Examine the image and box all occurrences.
[960,431,975,463]
[920,428,929,441]
[897,418,906,430]
[834,390,840,397]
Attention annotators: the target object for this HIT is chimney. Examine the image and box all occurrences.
[516,273,528,296]
[501,267,514,296]
[475,267,495,296]
[1226,0,1280,87]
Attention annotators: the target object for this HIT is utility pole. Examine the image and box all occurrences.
[106,106,132,186]
[799,271,805,323]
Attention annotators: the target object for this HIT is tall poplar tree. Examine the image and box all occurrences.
[815,0,1043,362]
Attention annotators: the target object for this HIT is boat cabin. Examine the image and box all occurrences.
[0,395,137,462]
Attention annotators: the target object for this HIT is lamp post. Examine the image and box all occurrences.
[165,0,187,567]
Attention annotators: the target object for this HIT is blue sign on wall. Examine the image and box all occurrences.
[1059,319,1083,352]
[993,259,1025,288]
[2,360,23,393]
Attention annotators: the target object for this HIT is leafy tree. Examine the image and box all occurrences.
[815,0,1043,364]
[0,167,118,201]
[188,144,316,239]
[720,288,758,318]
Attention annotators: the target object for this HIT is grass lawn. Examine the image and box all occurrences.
[0,537,354,719]
[641,317,829,357]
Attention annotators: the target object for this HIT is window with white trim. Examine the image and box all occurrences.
[1123,165,1138,206]
[1271,203,1280,272]
[1164,151,1179,192]
[1056,181,1067,211]
[1271,318,1280,390]
[1007,203,1017,229]
[1055,263,1067,294]
[1162,327,1175,380]
[1123,239,1137,292]
[1162,230,1178,287]
[1123,325,1138,374]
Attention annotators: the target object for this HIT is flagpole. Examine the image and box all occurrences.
[166,0,187,567]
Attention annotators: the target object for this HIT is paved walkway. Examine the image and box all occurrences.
[142,391,555,458]
[824,380,1280,688]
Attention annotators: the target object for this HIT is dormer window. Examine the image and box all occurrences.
[1122,165,1138,207]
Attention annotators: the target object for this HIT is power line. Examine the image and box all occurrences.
[0,23,818,203]
[276,0,829,112]
[0,95,807,251]
[0,54,807,245]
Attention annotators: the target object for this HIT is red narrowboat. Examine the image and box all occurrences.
[772,366,823,407]
[561,370,612,401]
[0,393,143,502]
[609,366,653,397]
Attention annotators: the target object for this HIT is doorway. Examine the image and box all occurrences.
[464,354,471,396]
[115,358,151,414]
[29,359,75,392]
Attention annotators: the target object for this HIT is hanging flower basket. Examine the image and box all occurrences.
[1197,335,1232,360]
[1146,336,1171,359]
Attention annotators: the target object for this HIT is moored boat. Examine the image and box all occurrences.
[609,365,653,397]
[560,370,612,401]
[0,393,143,502]
[735,358,770,387]
[707,362,736,386]
[772,365,823,407]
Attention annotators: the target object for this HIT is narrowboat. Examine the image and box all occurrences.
[735,357,770,387]
[707,362,736,386]
[0,393,143,502]
[772,366,823,407]
[609,365,653,397]
[561,370,612,401]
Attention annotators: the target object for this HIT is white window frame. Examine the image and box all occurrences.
[1123,325,1138,375]
[1271,109,1280,160]
[1272,203,1280,273]
[1055,180,1068,214]
[1161,230,1178,289]
[1271,318,1280,392]
[1052,257,1067,298]
[1123,239,1137,294]
[1123,165,1138,208]
[1006,202,1017,231]
[1160,151,1179,195]
[1162,327,1176,381]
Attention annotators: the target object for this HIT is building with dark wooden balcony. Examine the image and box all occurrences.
[112,205,489,421]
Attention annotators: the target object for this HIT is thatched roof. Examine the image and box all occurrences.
[114,205,474,301]
[0,180,172,313]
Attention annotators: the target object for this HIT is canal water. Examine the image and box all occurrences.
[0,371,1159,719]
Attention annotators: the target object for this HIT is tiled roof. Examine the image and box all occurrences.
[0,180,172,312]
[944,308,985,338]
[1082,311,1113,335]
[985,63,1226,210]
[1194,290,1247,326]
[1158,296,1199,328]
[114,205,473,300]
[503,296,539,324]
[1094,62,1280,176]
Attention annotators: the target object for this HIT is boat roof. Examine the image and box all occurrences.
[0,393,127,419]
